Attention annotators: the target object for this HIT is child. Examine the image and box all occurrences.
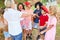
[32,1,43,40]
[44,6,57,40]
[37,10,49,40]
[23,1,33,40]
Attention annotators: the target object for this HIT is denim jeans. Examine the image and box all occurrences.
[3,31,11,38]
[11,33,22,40]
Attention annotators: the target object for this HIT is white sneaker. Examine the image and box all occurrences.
[38,38,43,40]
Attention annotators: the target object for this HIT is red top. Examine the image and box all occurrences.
[39,15,48,26]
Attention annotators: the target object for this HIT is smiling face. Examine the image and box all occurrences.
[18,4,23,10]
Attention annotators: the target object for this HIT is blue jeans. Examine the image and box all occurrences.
[11,33,22,40]
[3,31,11,38]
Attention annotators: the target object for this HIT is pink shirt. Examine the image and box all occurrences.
[20,9,33,27]
[24,9,33,27]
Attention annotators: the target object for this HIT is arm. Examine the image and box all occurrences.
[41,18,57,34]
[40,24,54,34]
[3,17,8,32]
[35,14,39,18]
[3,18,8,26]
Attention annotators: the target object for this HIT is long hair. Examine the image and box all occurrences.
[17,3,25,11]
[49,6,57,18]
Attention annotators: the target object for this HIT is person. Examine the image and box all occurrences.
[4,0,18,5]
[3,2,23,40]
[17,3,25,40]
[4,0,18,9]
[32,1,43,40]
[17,3,25,29]
[37,10,48,40]
[42,6,57,40]
[0,8,11,40]
[17,3,25,11]
[23,1,34,40]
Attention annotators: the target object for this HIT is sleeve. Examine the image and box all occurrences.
[3,11,8,21]
[45,15,49,24]
[50,18,57,26]
[18,11,24,20]
[46,15,49,21]
[33,10,36,14]
[39,16,41,20]
[18,11,22,17]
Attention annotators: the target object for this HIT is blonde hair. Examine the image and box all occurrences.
[5,1,15,8]
[49,6,57,17]
[5,1,11,8]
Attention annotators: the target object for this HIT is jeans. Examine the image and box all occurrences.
[11,33,22,40]
[3,31,11,38]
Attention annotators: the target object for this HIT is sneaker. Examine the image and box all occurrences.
[26,34,29,40]
[37,35,40,40]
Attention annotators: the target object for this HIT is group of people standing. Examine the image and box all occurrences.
[0,0,57,40]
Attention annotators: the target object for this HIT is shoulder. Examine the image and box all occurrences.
[34,9,37,12]
[53,17,57,21]
[17,10,22,15]
[46,15,49,18]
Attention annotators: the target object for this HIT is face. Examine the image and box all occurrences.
[42,10,46,15]
[36,5,40,9]
[49,6,55,15]
[18,4,23,10]
[27,4,32,8]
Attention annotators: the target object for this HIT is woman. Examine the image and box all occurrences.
[3,2,23,40]
[17,3,25,28]
[17,3,26,40]
[40,6,57,40]
[17,3,25,11]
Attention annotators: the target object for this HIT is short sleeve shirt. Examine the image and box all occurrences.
[33,9,42,23]
[3,8,22,36]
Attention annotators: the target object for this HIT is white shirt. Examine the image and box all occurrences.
[3,8,22,36]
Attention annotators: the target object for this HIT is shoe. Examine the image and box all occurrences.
[29,34,32,40]
[37,35,40,40]
[26,34,29,39]
[29,36,32,39]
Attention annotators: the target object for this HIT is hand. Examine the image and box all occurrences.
[40,31,45,34]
